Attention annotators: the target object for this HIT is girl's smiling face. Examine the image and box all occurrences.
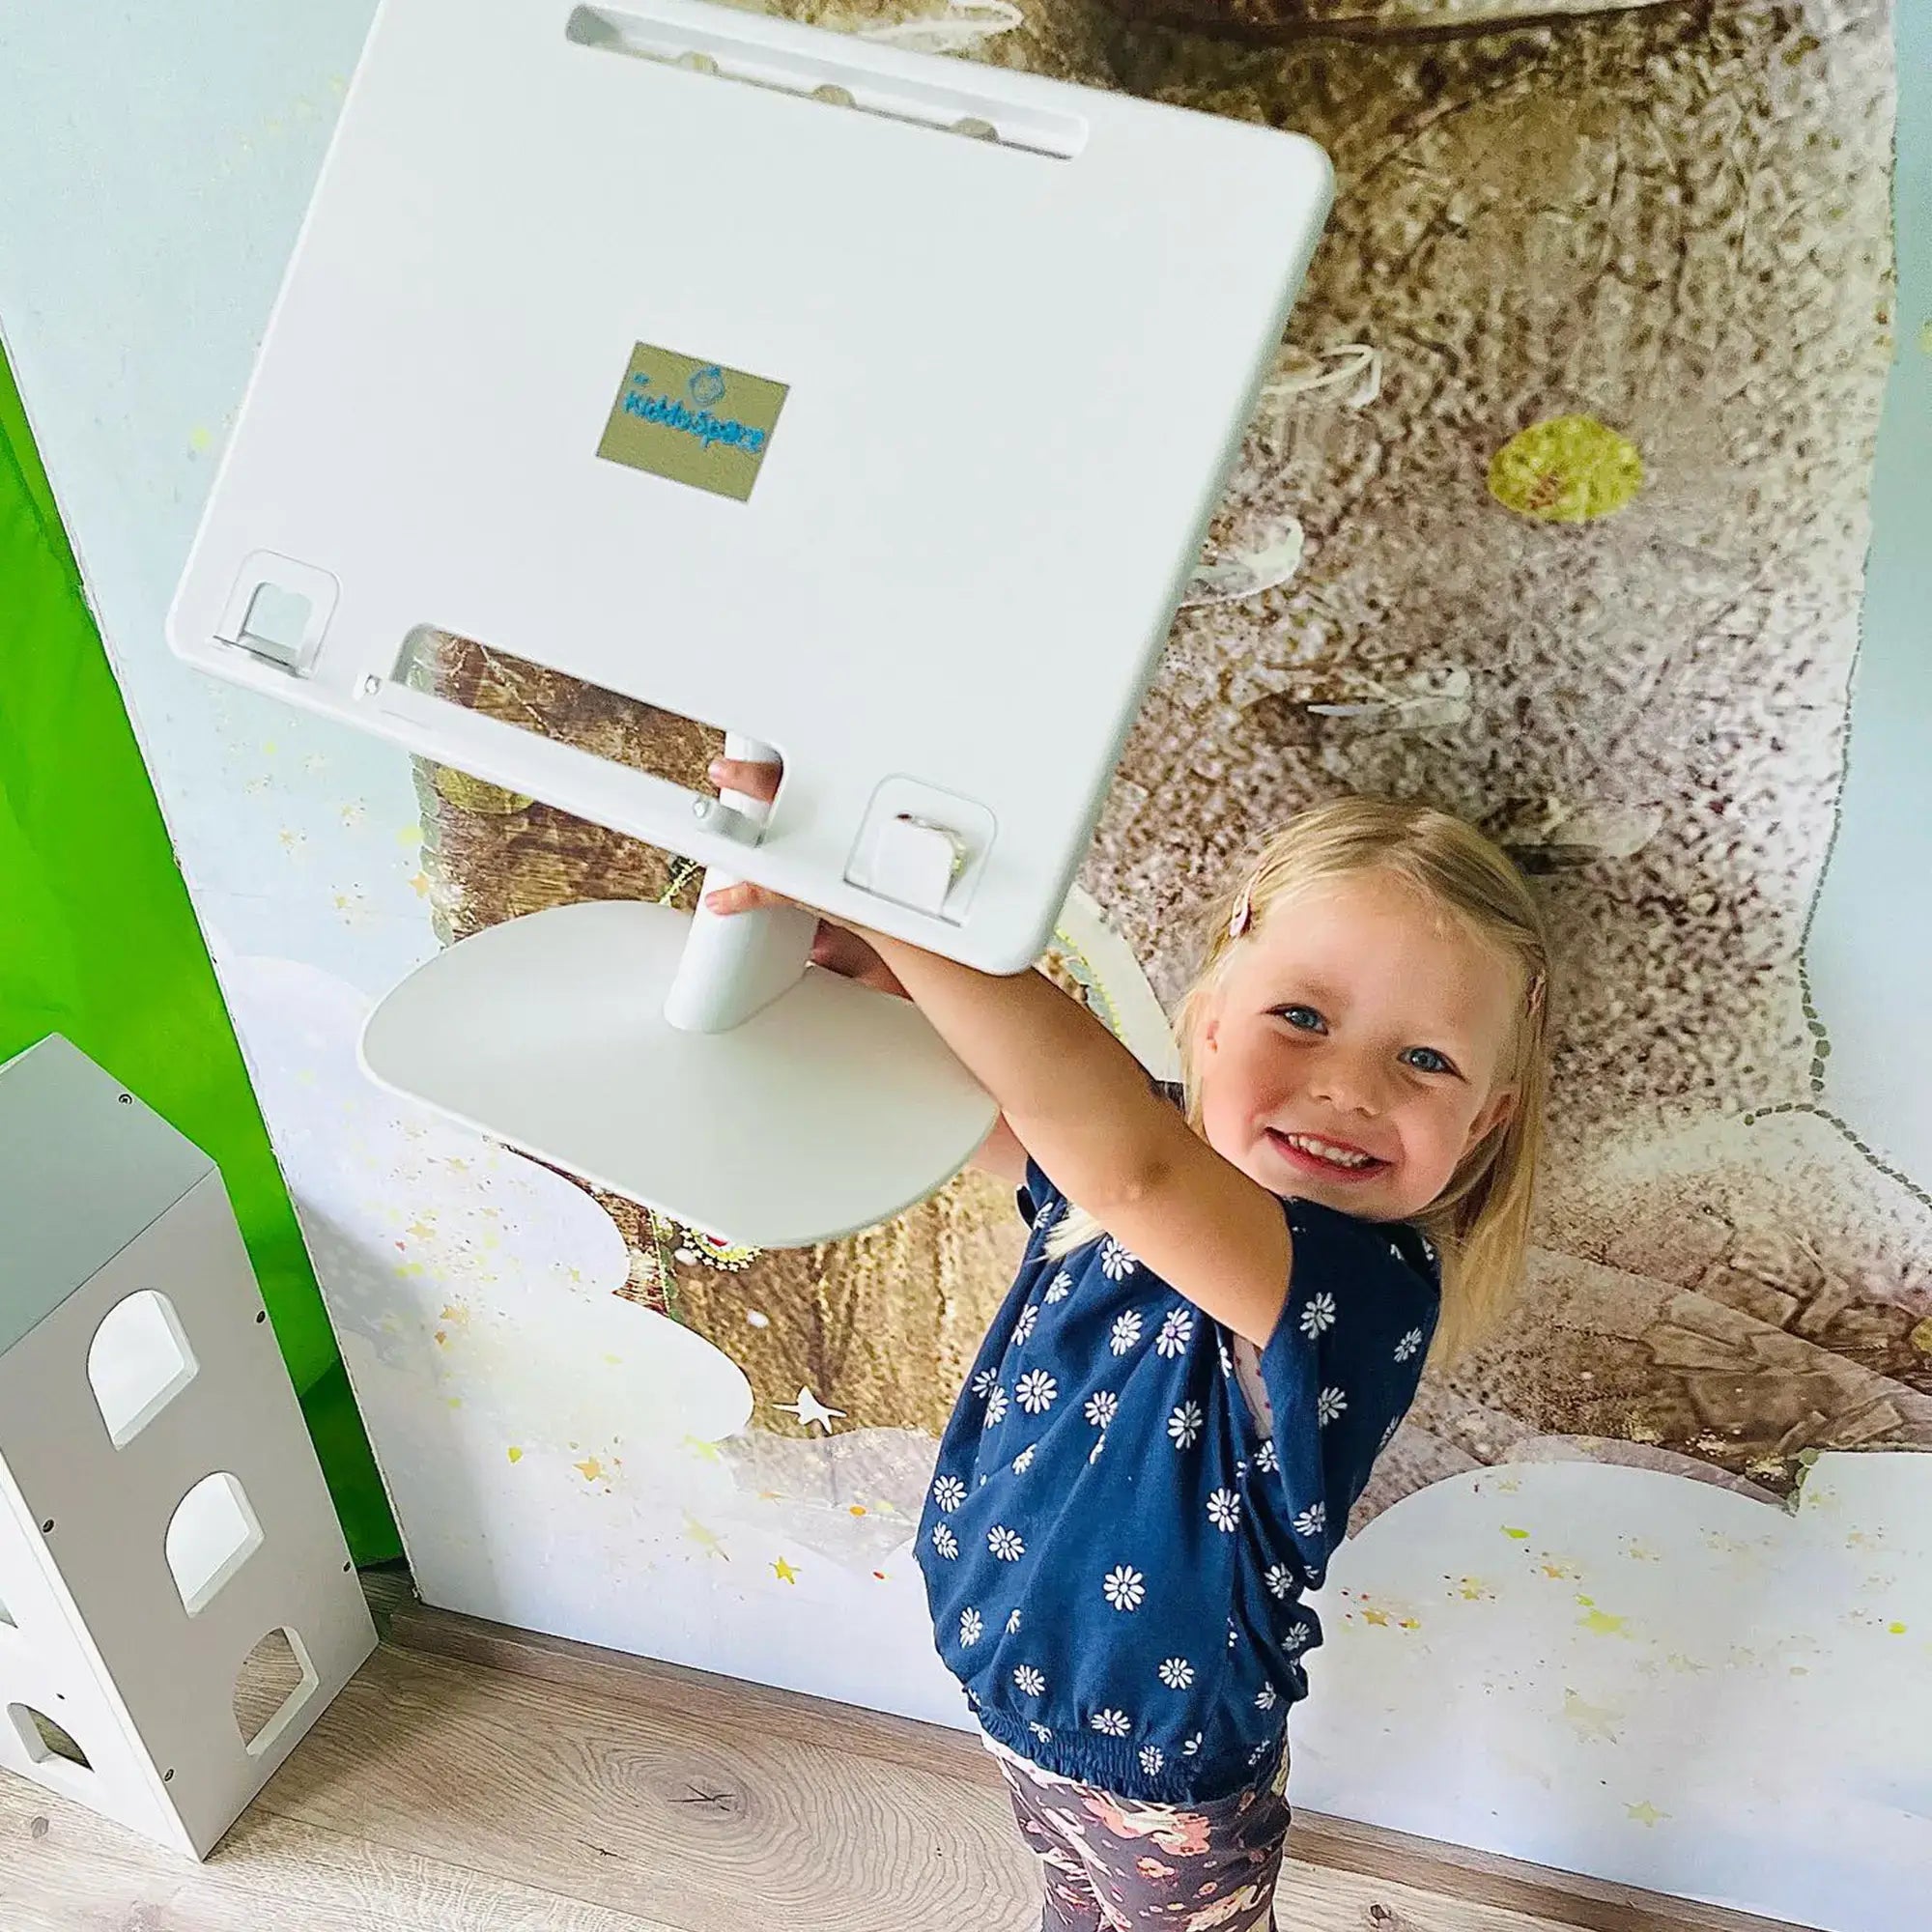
[1195,868,1523,1224]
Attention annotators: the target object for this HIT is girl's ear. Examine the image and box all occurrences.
[1465,1086,1517,1151]
[1199,984,1227,1054]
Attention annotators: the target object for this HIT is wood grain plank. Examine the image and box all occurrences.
[0,1776,675,1932]
[381,1577,995,1784]
[1288,1810,1820,1932]
[251,1641,1042,1932]
[0,1702,1641,1932]
[1276,1861,1601,1932]
[0,1585,1825,1932]
[381,1583,1816,1932]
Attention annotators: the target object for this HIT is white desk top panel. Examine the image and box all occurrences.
[168,0,1332,972]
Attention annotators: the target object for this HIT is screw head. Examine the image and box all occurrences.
[117,1094,132,1105]
[256,1311,268,1323]
[164,1769,175,1782]
[41,1520,54,1534]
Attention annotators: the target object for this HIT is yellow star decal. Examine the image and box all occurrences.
[1562,1690,1621,1742]
[683,1517,729,1560]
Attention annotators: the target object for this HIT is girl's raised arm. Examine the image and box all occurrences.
[856,932,1292,1347]
[699,756,1292,1342]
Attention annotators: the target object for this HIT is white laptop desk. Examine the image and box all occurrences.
[167,0,1333,1246]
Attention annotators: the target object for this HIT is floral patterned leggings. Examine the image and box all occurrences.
[992,1742,1292,1932]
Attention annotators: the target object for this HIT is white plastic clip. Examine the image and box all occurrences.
[867,813,966,916]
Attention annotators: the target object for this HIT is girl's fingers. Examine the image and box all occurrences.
[701,758,781,918]
[707,756,781,805]
[700,894,904,994]
[703,881,776,915]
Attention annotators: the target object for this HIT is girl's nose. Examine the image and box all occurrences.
[1308,1049,1385,1117]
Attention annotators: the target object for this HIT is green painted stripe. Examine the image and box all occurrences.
[0,347,398,1563]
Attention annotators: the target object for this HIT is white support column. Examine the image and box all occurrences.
[662,731,820,1035]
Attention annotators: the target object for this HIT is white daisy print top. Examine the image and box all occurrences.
[915,1089,1440,1804]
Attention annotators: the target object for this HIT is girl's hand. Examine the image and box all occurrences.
[703,757,908,1000]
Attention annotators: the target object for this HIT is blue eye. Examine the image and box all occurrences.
[1402,1046,1456,1075]
[1275,1006,1325,1033]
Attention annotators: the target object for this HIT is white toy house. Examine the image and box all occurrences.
[0,1035,375,1858]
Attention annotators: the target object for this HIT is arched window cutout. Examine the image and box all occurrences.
[233,1626,318,1757]
[88,1289,198,1448]
[165,1472,264,1616]
[8,1703,90,1774]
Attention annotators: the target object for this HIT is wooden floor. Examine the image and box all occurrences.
[0,1572,1813,1932]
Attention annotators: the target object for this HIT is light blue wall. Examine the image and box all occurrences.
[1807,11,1931,1179]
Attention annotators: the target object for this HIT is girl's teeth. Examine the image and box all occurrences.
[1288,1135,1374,1169]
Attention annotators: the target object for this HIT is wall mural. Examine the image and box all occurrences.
[412,0,1926,1547]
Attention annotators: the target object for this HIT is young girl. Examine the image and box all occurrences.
[706,775,1551,1932]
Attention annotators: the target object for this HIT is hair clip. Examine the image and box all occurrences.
[1229,889,1255,940]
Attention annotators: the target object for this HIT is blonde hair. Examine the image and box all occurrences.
[1044,797,1551,1364]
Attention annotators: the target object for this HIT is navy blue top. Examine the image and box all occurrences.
[916,1124,1440,1803]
